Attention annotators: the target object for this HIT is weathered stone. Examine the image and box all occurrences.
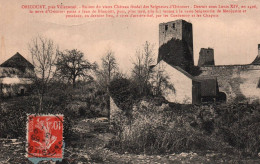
[197,64,260,103]
[198,48,215,67]
[158,20,194,72]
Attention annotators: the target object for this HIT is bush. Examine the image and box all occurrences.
[0,81,108,141]
[107,100,229,155]
[108,100,260,157]
[211,104,260,156]
[109,77,144,115]
[0,94,74,141]
[64,83,108,118]
[0,107,27,138]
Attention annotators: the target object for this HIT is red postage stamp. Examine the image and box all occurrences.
[26,114,64,159]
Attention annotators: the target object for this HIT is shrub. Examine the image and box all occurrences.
[108,100,260,157]
[0,81,108,141]
[176,103,260,157]
[109,77,143,115]
[211,104,260,156]
[0,106,27,138]
[107,100,228,155]
[0,94,74,141]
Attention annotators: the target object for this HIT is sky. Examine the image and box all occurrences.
[0,0,260,74]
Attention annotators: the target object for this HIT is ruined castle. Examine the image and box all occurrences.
[152,19,260,104]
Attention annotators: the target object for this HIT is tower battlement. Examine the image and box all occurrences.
[159,20,192,47]
[198,48,215,67]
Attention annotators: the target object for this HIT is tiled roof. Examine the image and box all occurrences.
[0,52,34,70]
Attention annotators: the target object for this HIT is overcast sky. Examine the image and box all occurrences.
[0,0,260,74]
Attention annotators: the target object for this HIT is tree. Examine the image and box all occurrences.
[149,63,175,97]
[109,77,138,115]
[96,50,119,90]
[56,49,96,88]
[131,41,155,96]
[96,50,120,120]
[29,36,58,111]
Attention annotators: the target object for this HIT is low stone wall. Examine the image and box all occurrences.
[198,65,260,103]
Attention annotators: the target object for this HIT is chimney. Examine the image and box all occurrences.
[198,48,215,67]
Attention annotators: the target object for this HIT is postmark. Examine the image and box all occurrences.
[26,114,64,160]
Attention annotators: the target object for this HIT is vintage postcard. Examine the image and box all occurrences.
[0,0,260,163]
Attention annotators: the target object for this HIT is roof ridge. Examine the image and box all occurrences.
[159,60,199,81]
[0,52,34,68]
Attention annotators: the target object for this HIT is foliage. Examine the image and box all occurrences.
[0,106,27,138]
[107,100,227,154]
[109,77,141,115]
[158,38,193,72]
[149,62,175,97]
[210,104,260,156]
[108,100,260,157]
[189,65,202,76]
[131,41,155,97]
[0,93,74,141]
[56,49,97,88]
[0,81,107,141]
[95,50,121,119]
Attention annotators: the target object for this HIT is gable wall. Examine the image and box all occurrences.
[151,61,193,104]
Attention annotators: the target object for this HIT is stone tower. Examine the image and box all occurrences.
[198,48,215,67]
[158,19,194,72]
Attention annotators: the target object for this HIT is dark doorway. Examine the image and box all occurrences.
[20,89,25,95]
[201,96,215,103]
[216,92,227,103]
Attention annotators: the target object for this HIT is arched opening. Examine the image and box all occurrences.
[20,88,25,95]
[216,92,227,103]
[19,86,25,96]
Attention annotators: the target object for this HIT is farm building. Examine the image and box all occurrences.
[0,52,34,97]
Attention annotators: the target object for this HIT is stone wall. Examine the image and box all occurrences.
[158,39,193,72]
[198,48,214,67]
[159,20,183,47]
[109,97,123,121]
[197,65,260,103]
[158,20,193,72]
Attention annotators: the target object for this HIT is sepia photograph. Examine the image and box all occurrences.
[0,0,260,163]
